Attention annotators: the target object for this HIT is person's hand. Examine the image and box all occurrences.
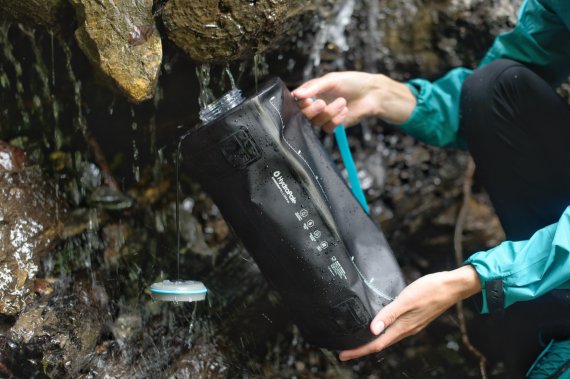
[291,71,417,133]
[339,265,482,361]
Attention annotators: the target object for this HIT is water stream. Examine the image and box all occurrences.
[175,140,182,281]
[196,63,215,110]
[253,53,269,91]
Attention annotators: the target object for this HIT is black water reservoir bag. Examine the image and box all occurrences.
[181,78,405,350]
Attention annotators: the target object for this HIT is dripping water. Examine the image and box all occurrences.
[150,80,163,179]
[223,65,236,90]
[253,53,269,91]
[130,106,140,182]
[175,139,182,281]
[19,25,61,150]
[0,23,30,132]
[196,63,215,110]
[50,31,56,87]
[363,0,382,72]
[60,40,87,136]
[237,60,248,85]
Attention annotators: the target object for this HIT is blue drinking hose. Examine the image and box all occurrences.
[334,124,370,214]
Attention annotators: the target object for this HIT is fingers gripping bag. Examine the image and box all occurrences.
[181,78,405,350]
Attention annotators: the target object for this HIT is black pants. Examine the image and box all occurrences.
[460,59,570,376]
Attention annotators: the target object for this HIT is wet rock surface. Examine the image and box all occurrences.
[0,141,66,316]
[0,0,69,31]
[162,344,228,379]
[161,0,341,63]
[359,134,505,258]
[70,0,162,103]
[372,0,523,76]
[3,275,108,378]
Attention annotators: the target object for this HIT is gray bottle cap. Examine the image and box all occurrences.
[150,280,208,302]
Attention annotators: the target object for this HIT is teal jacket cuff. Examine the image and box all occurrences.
[465,206,570,314]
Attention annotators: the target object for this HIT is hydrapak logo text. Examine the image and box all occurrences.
[272,171,297,204]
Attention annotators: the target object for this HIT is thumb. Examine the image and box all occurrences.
[292,76,336,99]
[370,302,400,335]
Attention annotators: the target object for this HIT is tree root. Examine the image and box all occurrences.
[453,156,488,379]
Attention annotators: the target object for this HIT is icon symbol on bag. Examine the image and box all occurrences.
[320,241,329,250]
[303,220,315,230]
[313,230,321,238]
[299,209,308,218]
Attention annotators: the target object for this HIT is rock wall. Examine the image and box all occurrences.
[0,0,345,101]
[0,0,529,103]
[161,0,343,63]
[0,141,66,316]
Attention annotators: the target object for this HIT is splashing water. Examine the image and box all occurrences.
[303,0,355,80]
[303,20,327,81]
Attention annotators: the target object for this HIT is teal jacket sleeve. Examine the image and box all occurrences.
[465,206,570,314]
[399,68,472,149]
[397,0,570,148]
